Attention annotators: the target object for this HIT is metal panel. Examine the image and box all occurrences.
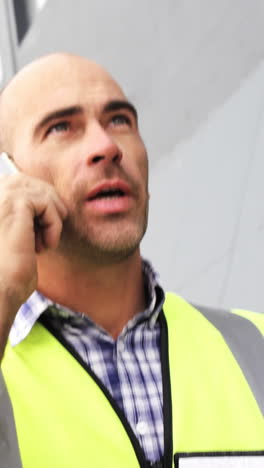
[0,0,18,84]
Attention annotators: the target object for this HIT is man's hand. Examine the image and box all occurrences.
[0,173,67,360]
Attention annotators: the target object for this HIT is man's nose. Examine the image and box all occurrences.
[86,123,123,166]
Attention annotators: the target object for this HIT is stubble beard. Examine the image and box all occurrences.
[58,201,149,265]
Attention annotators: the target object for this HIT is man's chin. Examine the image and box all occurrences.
[59,228,143,264]
[59,213,147,263]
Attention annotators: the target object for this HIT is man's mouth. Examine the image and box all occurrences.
[85,180,133,214]
[87,180,131,200]
[88,188,125,201]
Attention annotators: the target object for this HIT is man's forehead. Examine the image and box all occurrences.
[0,53,127,152]
[1,53,125,118]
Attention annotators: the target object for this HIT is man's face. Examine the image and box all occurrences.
[3,55,149,263]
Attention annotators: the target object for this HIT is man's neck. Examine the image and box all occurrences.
[36,250,146,339]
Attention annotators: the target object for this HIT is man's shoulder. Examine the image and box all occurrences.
[164,291,264,335]
[164,292,264,416]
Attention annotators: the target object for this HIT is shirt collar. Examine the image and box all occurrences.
[9,258,164,346]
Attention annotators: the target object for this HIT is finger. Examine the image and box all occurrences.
[32,189,68,222]
[51,193,68,220]
[36,202,64,250]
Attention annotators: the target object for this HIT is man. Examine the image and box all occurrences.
[0,53,263,468]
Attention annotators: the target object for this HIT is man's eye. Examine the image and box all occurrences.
[46,121,70,135]
[111,114,131,126]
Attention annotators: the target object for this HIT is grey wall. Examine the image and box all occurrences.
[2,0,264,311]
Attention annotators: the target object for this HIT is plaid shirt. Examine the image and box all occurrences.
[10,260,165,463]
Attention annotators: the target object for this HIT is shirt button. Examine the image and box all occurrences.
[136,421,148,436]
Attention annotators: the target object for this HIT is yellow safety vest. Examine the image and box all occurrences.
[2,293,264,467]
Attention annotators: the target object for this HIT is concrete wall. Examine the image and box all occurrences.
[3,0,264,310]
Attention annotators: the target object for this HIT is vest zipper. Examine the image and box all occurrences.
[40,310,173,467]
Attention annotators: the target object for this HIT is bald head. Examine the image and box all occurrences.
[0,52,148,266]
[0,53,125,155]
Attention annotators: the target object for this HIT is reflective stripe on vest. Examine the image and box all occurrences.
[0,371,22,468]
[194,304,264,415]
[2,293,264,468]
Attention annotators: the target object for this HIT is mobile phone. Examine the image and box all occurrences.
[0,152,43,249]
[0,152,18,175]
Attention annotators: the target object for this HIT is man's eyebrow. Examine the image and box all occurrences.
[103,100,138,121]
[34,106,83,135]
